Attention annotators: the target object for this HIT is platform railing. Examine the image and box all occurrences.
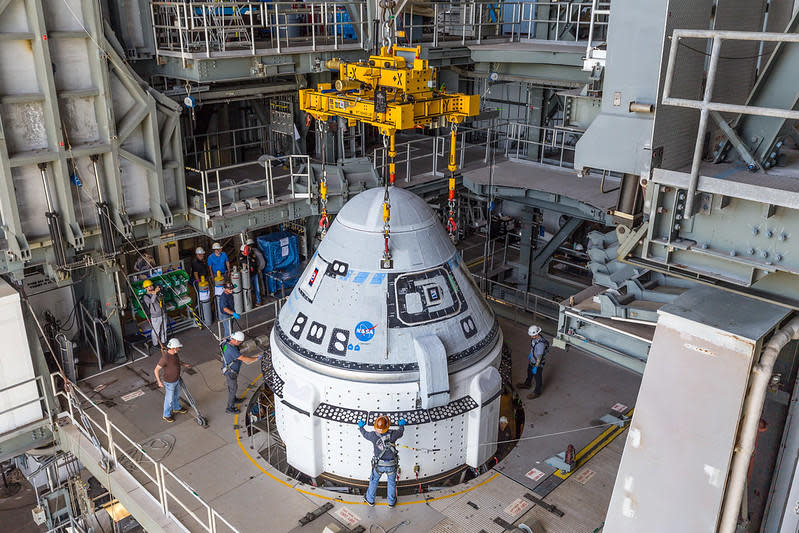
[472,274,560,322]
[215,297,285,341]
[186,155,311,221]
[399,0,610,46]
[49,372,240,533]
[504,122,581,168]
[661,29,799,217]
[151,0,609,58]
[185,124,269,171]
[151,0,366,63]
[370,122,510,182]
[0,375,51,429]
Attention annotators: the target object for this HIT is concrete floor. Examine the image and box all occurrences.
[70,310,641,533]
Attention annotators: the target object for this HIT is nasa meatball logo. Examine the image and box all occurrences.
[354,321,376,342]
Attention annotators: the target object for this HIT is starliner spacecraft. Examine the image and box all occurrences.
[268,187,503,483]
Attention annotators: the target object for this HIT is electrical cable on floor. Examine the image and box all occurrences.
[119,434,176,469]
[369,520,410,533]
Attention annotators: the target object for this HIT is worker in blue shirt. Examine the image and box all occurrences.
[357,415,406,507]
[217,281,239,338]
[221,331,259,413]
[517,324,549,399]
[207,242,230,279]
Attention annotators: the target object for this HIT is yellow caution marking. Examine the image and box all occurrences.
[553,408,634,480]
[234,374,501,506]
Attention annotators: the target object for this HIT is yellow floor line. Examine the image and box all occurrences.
[233,375,501,506]
[553,408,634,480]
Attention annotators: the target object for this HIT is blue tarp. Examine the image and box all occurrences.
[265,264,302,294]
[257,231,299,272]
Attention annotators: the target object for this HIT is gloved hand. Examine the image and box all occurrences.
[357,420,366,428]
[398,418,407,426]
[232,312,241,320]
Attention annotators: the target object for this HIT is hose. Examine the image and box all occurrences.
[718,316,799,532]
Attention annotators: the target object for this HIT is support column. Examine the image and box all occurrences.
[516,208,537,292]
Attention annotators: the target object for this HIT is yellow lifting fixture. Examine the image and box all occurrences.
[299,41,480,263]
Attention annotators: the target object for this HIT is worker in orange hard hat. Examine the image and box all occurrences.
[357,415,406,507]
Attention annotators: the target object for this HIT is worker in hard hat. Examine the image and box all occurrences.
[207,242,230,280]
[217,281,240,338]
[142,279,167,351]
[246,238,266,303]
[357,415,407,507]
[189,247,207,288]
[239,244,261,306]
[154,338,192,423]
[517,325,550,399]
[221,331,260,414]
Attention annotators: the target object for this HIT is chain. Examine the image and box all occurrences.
[447,123,458,242]
[318,120,329,238]
[382,165,392,267]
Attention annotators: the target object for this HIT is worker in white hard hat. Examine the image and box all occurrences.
[220,331,260,414]
[207,242,230,280]
[189,246,207,295]
[154,338,192,423]
[517,325,549,399]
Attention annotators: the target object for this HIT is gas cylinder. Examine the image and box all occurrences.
[198,275,212,326]
[241,266,252,313]
[231,267,243,314]
[213,270,225,320]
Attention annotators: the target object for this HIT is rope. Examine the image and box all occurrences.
[478,421,623,447]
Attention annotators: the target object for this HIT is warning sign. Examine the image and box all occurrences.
[574,469,596,485]
[121,389,145,402]
[525,468,545,482]
[504,498,531,517]
[333,507,361,528]
[611,403,628,413]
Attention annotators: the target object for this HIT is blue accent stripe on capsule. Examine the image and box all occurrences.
[370,273,386,285]
[352,271,370,284]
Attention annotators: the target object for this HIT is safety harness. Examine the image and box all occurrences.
[220,342,237,376]
[530,336,550,368]
[372,433,399,470]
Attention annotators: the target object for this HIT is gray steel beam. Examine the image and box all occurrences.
[737,11,799,167]
[28,0,84,250]
[0,0,14,16]
[532,217,582,272]
[517,208,536,292]
[0,114,30,263]
[464,178,613,224]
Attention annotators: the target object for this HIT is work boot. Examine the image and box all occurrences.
[226,407,241,414]
[173,407,188,414]
[162,415,175,423]
[516,382,531,390]
[527,392,540,400]
[233,396,246,403]
[364,496,375,507]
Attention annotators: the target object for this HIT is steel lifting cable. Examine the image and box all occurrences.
[318,120,330,238]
